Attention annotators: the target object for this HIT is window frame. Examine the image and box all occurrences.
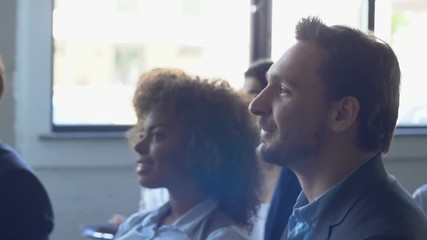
[50,0,257,133]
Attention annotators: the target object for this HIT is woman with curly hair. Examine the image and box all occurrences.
[114,68,261,240]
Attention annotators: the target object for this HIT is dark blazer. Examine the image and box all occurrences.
[283,155,427,240]
[264,167,301,240]
[0,143,54,240]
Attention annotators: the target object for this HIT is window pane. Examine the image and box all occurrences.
[52,0,250,127]
[375,0,427,127]
[271,0,363,60]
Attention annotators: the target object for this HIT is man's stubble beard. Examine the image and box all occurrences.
[256,132,324,169]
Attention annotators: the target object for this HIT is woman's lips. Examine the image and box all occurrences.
[136,161,154,175]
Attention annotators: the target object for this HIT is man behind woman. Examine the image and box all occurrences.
[242,59,301,240]
[115,68,261,239]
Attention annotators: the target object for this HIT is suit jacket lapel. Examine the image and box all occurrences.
[310,155,386,240]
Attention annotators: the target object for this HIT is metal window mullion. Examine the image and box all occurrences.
[249,0,272,63]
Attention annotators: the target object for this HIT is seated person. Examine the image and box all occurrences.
[114,68,261,239]
[250,16,427,239]
[413,183,427,215]
[242,59,281,240]
[243,59,301,240]
[0,57,54,239]
[243,59,274,97]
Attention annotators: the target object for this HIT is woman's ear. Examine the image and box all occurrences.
[329,96,360,132]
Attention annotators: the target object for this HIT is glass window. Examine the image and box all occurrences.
[271,0,363,60]
[52,0,250,129]
[375,0,427,127]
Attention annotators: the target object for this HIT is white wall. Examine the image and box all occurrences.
[0,0,426,240]
[385,135,427,193]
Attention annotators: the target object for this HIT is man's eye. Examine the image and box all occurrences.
[152,132,165,141]
[280,86,290,94]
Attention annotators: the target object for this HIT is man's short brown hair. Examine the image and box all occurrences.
[295,17,401,154]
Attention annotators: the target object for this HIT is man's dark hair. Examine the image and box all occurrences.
[295,16,401,153]
[244,59,274,88]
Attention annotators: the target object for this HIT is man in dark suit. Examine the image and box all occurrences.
[249,16,427,239]
[0,57,54,239]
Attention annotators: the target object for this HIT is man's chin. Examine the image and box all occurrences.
[256,143,284,166]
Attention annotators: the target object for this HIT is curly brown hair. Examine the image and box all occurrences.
[129,68,261,230]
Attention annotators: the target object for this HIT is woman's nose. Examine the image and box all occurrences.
[133,134,149,154]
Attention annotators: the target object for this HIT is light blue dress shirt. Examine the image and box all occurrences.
[285,186,339,240]
[115,198,246,240]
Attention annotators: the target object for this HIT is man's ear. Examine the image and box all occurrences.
[329,96,360,132]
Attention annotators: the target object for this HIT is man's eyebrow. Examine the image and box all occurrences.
[268,71,299,89]
[144,123,168,132]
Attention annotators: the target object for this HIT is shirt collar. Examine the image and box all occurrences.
[292,153,380,227]
[140,198,218,236]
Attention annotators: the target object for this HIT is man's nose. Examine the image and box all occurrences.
[249,88,271,116]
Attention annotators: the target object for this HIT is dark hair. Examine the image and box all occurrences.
[295,16,400,153]
[244,59,274,88]
[131,68,261,230]
[0,57,5,99]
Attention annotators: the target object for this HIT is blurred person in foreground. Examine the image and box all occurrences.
[114,68,261,239]
[249,16,427,239]
[0,57,54,239]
